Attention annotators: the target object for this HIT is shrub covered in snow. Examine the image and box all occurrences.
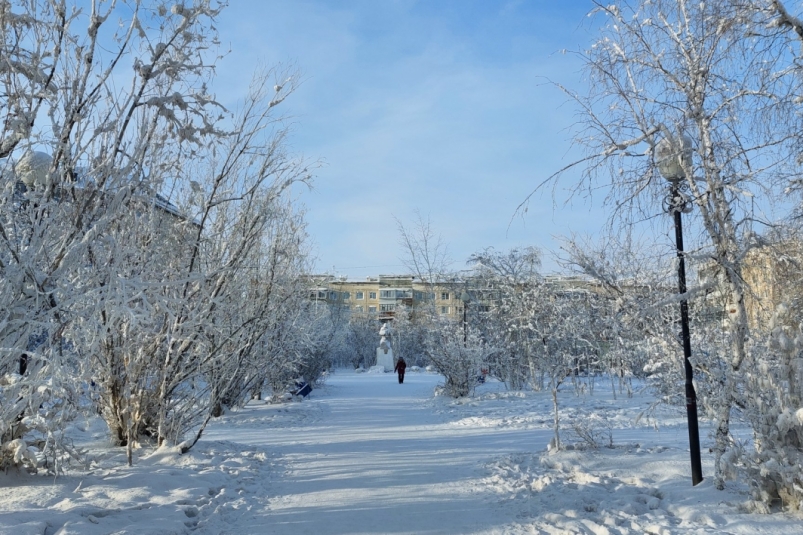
[0,0,316,468]
[425,321,495,398]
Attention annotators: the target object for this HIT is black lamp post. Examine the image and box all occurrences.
[460,291,470,346]
[656,134,704,486]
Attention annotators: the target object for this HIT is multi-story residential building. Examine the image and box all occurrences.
[307,272,622,328]
[740,242,803,330]
[306,274,469,322]
[688,240,803,331]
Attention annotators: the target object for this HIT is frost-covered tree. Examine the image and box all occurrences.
[534,0,803,496]
[0,0,232,470]
[0,1,314,468]
[297,301,346,385]
[424,319,494,398]
[396,211,452,288]
[342,313,379,368]
[557,235,682,395]
[387,304,429,367]
[467,247,543,390]
[262,291,347,402]
[395,212,483,391]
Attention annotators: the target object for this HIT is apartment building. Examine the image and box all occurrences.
[307,271,633,324]
[677,240,803,331]
[740,242,803,330]
[307,274,467,322]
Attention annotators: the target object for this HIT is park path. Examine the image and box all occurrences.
[203,370,547,535]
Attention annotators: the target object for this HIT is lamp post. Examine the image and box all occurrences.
[656,134,704,486]
[460,291,470,346]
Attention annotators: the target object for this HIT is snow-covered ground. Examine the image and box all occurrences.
[1,369,800,534]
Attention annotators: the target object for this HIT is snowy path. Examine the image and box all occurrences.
[203,370,544,534]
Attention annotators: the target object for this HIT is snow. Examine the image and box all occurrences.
[1,369,801,534]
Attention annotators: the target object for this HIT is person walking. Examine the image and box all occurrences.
[394,356,407,384]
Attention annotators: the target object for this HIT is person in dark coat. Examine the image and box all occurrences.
[394,357,407,384]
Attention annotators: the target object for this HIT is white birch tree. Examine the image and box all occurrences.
[535,0,803,498]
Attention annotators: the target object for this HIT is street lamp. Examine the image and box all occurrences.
[460,291,470,346]
[15,151,53,191]
[656,134,704,486]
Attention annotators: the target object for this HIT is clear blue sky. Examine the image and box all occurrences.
[213,1,604,277]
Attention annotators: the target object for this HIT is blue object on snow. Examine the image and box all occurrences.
[293,382,312,397]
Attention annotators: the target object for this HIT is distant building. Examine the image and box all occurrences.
[306,274,473,322]
[741,241,803,330]
[305,272,625,324]
[696,240,803,331]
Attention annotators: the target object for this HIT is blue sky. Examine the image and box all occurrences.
[213,1,604,277]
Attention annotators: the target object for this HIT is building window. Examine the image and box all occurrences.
[343,292,350,300]
[368,306,377,313]
[440,306,450,314]
[369,292,377,299]
[354,305,363,312]
[356,291,364,300]
[380,304,396,312]
[380,290,394,298]
[329,291,337,300]
[441,292,450,301]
